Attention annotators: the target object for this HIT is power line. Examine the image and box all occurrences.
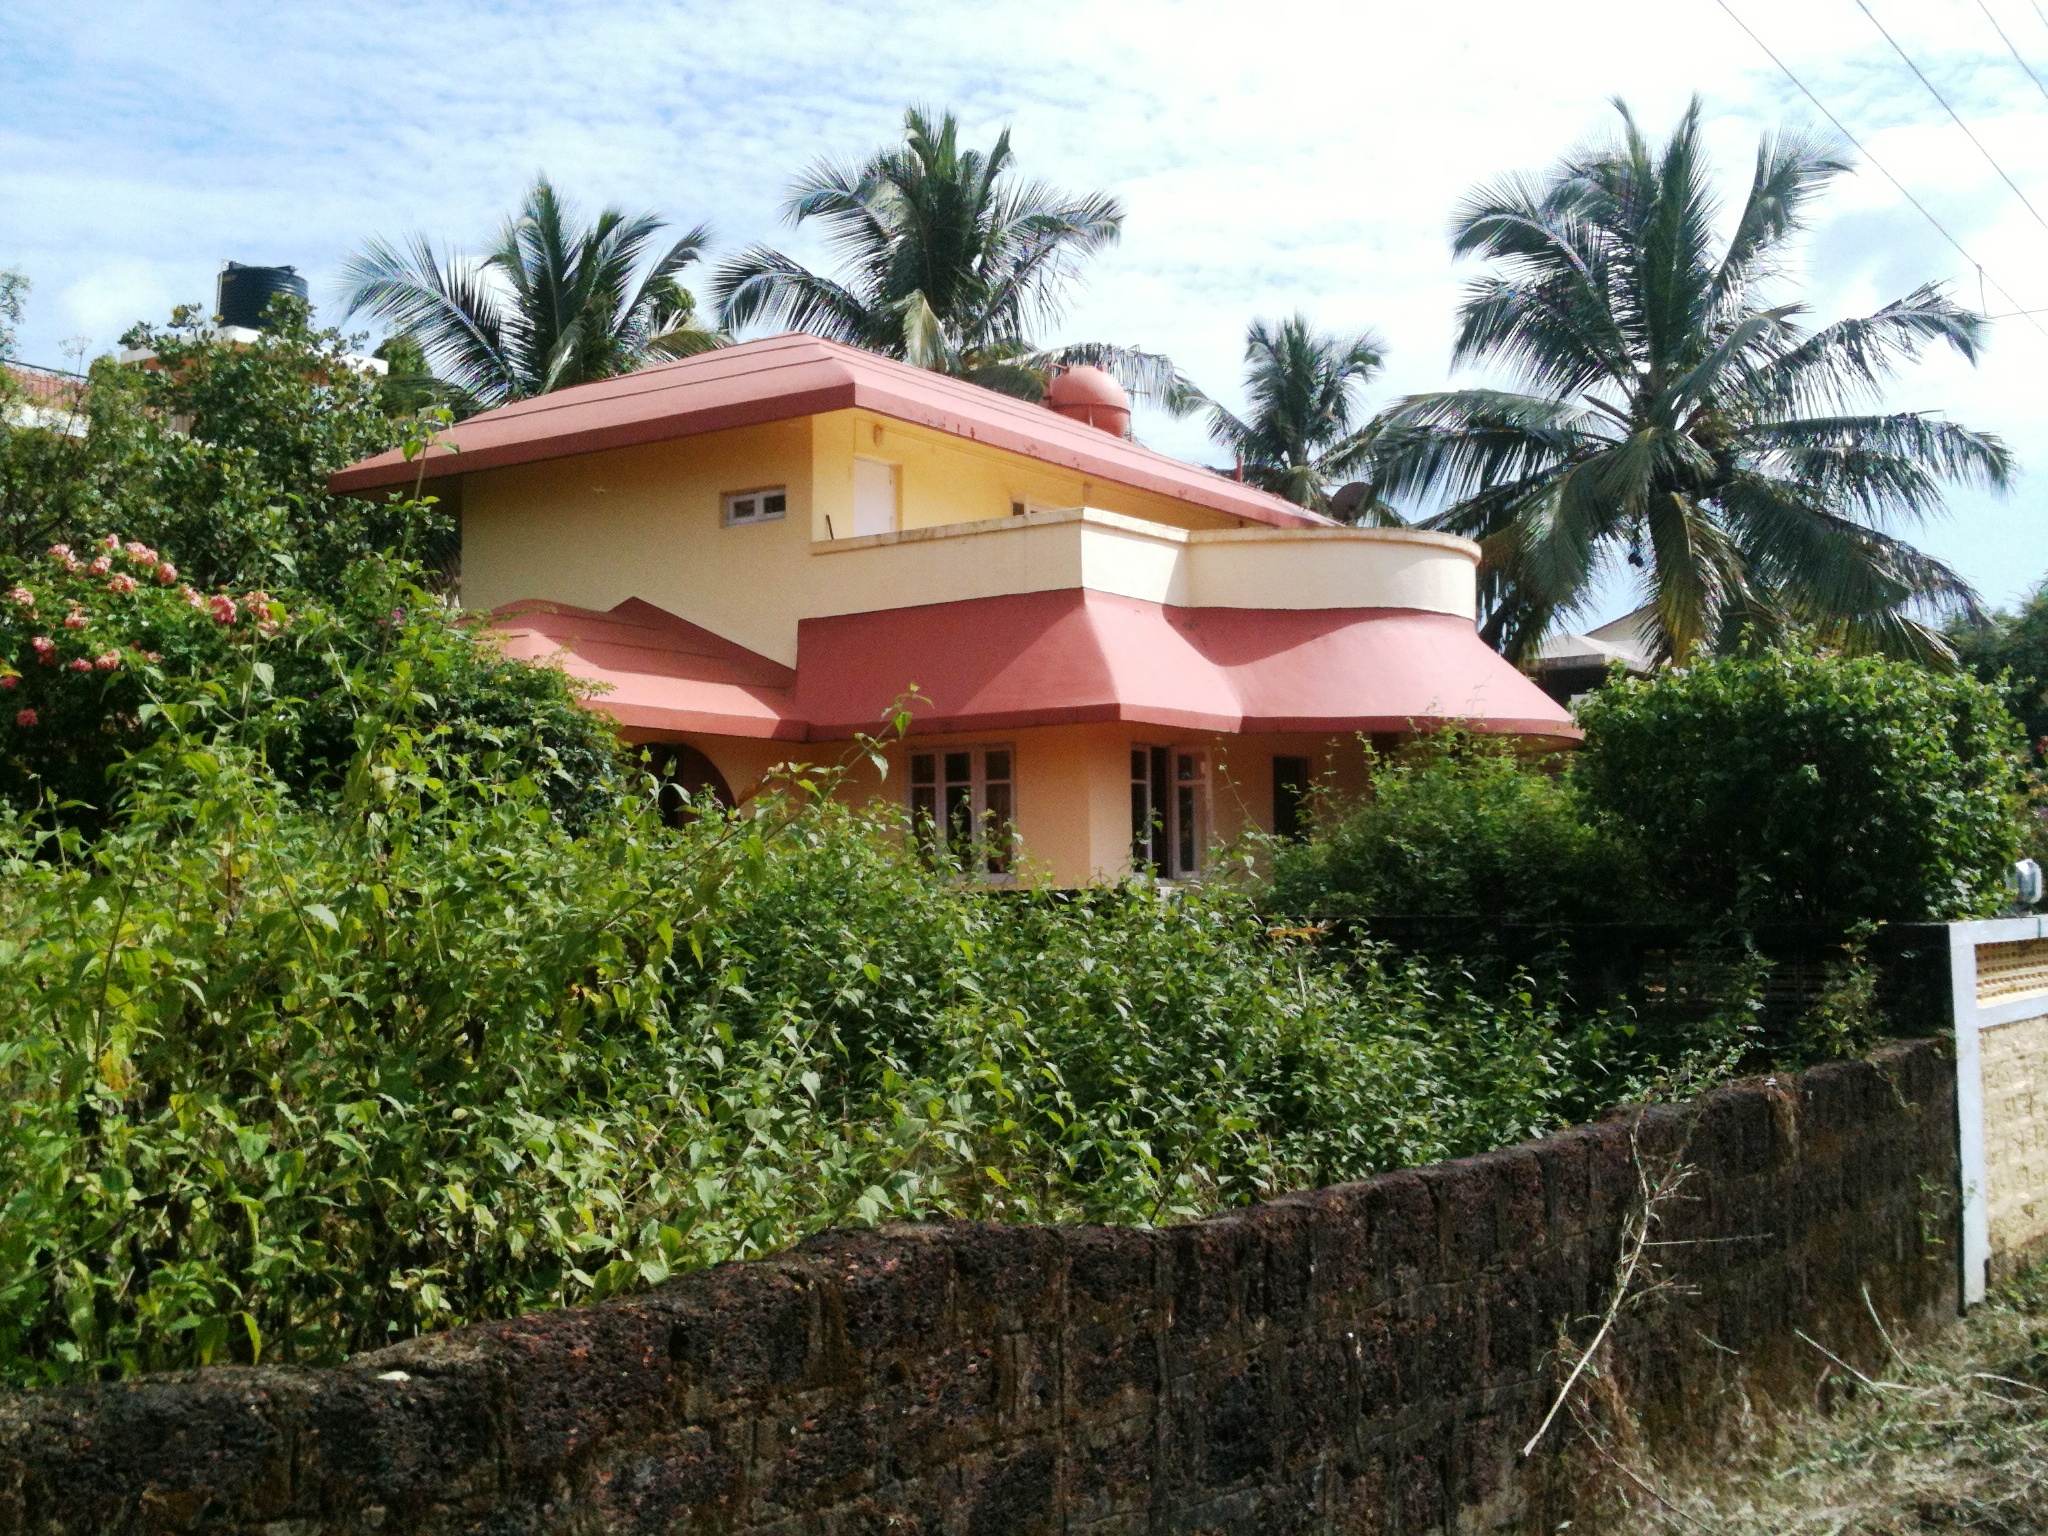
[1714,0,2048,341]
[1854,0,2048,237]
[1976,0,2048,107]
[2034,0,2048,36]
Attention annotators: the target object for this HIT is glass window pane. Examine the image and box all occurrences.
[944,751,972,785]
[983,749,1010,782]
[1272,755,1311,841]
[1177,784,1197,873]
[1131,749,1147,781]
[983,781,1013,874]
[911,785,937,858]
[910,753,935,785]
[1131,782,1150,864]
[1178,753,1196,781]
[945,781,973,857]
[762,492,786,515]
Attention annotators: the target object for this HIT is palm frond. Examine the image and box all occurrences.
[711,248,876,345]
[338,233,517,406]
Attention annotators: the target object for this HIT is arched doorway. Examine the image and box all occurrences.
[645,743,735,827]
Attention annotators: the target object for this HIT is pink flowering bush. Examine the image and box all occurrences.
[1,538,623,828]
[0,538,285,813]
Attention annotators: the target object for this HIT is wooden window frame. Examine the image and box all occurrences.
[909,744,1016,878]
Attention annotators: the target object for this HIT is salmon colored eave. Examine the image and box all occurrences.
[490,591,1581,747]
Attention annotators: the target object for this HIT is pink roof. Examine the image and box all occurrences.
[330,334,1326,531]
[493,592,1577,743]
[796,590,1576,738]
[492,598,803,739]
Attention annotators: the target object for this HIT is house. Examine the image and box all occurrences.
[330,334,1574,885]
[3,363,89,437]
[1528,607,1659,705]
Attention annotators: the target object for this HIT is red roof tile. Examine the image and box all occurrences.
[331,334,1326,531]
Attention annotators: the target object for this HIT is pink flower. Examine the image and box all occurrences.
[6,587,31,606]
[93,652,120,671]
[181,586,205,610]
[209,594,237,625]
[60,554,80,573]
[99,535,119,552]
[123,541,156,563]
[155,562,178,585]
[0,675,16,690]
[143,651,161,663]
[13,708,35,727]
[66,658,90,673]
[30,636,55,657]
[62,612,87,630]
[45,543,71,561]
[86,556,111,576]
[108,574,138,595]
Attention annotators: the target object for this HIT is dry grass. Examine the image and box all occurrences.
[1609,1266,2048,1533]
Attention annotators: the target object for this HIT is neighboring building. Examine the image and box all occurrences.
[2,362,89,436]
[1529,607,1658,705]
[331,334,1573,885]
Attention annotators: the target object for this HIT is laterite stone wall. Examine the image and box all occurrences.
[0,1041,1959,1535]
[1980,1011,2048,1277]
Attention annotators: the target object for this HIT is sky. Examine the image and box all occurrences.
[4,0,2047,624]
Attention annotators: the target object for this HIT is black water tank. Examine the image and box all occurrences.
[215,262,308,330]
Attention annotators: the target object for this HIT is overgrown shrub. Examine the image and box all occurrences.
[0,537,622,824]
[0,717,1618,1385]
[1576,650,2028,925]
[1264,733,1650,921]
[2,299,439,593]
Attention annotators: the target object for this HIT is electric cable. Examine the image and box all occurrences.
[1975,0,2048,107]
[1714,0,2048,340]
[1854,0,2048,238]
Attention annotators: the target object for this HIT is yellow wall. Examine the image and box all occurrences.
[663,721,1375,887]
[463,417,819,663]
[809,409,1242,538]
[461,410,1480,668]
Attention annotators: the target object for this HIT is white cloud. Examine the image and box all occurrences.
[3,0,2044,609]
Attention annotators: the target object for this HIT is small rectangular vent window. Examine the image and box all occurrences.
[723,487,787,526]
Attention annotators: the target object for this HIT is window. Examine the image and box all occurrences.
[909,745,1014,875]
[723,486,787,526]
[853,457,899,536]
[1272,755,1313,841]
[1131,744,1209,878]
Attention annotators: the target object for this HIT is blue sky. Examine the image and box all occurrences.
[5,0,2046,622]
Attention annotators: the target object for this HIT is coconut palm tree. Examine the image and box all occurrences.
[712,108,1200,412]
[1373,98,2010,663]
[339,178,725,411]
[1208,314,1400,518]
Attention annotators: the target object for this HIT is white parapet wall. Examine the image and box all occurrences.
[1949,917,2048,1302]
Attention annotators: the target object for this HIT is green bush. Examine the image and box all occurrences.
[1950,581,2048,760]
[0,537,623,825]
[0,716,1614,1385]
[2,299,442,595]
[1264,734,1650,921]
[1575,650,2028,925]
